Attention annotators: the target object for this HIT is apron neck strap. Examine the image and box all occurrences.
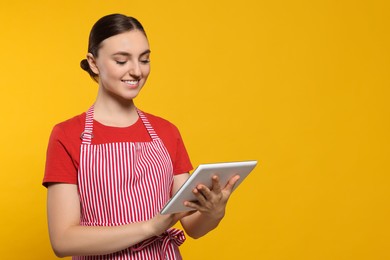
[80,106,94,145]
[80,106,160,145]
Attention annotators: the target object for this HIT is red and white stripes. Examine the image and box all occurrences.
[75,106,185,259]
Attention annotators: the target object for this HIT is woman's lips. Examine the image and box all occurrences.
[122,80,140,88]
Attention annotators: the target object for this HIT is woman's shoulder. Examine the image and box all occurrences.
[50,112,86,141]
[142,111,178,130]
[143,112,181,140]
[54,112,85,130]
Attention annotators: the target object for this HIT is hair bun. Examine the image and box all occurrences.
[80,59,98,82]
[80,59,90,72]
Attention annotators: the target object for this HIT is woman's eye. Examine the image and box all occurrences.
[116,61,127,65]
[140,59,150,64]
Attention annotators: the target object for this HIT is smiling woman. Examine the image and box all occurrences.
[80,15,147,82]
[42,13,240,259]
[88,30,151,107]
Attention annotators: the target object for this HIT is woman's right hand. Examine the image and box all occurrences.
[147,211,194,237]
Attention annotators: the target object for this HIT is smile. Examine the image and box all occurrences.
[122,80,139,86]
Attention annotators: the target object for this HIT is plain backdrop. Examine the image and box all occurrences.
[0,0,389,259]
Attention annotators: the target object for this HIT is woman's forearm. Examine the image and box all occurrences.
[47,183,179,257]
[180,211,224,239]
[50,221,153,257]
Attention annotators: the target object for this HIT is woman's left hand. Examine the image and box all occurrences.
[184,174,240,220]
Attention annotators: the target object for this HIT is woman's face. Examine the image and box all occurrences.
[88,30,151,102]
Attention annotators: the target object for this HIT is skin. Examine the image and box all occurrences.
[47,30,240,257]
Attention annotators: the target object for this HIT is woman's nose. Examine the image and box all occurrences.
[129,61,141,77]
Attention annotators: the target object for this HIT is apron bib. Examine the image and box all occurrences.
[75,106,185,260]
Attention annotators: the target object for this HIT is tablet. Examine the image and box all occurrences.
[160,160,258,214]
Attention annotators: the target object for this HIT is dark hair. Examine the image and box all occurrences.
[80,14,147,81]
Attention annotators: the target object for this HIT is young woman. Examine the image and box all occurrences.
[43,14,239,259]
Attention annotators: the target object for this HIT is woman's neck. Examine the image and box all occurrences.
[93,94,139,127]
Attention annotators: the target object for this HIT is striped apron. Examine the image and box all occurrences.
[75,106,185,260]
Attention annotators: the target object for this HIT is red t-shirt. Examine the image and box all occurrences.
[43,111,193,187]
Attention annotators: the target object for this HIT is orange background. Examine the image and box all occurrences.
[0,0,389,259]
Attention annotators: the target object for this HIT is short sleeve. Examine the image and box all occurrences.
[168,124,193,175]
[42,125,79,187]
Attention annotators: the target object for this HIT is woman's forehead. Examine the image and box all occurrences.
[99,30,149,55]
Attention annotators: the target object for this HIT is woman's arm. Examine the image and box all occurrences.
[47,183,186,257]
[174,173,240,239]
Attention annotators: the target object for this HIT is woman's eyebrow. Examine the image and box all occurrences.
[112,50,151,57]
[140,50,151,56]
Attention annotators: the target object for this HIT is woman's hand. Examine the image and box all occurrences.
[183,174,240,220]
[146,211,193,237]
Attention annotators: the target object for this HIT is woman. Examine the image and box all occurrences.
[43,13,239,259]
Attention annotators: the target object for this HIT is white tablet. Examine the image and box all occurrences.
[160,160,258,214]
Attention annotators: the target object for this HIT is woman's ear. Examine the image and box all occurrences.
[87,53,99,75]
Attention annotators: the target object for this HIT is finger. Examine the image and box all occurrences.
[224,174,240,191]
[193,186,212,204]
[196,185,213,201]
[211,175,222,194]
[184,200,203,211]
